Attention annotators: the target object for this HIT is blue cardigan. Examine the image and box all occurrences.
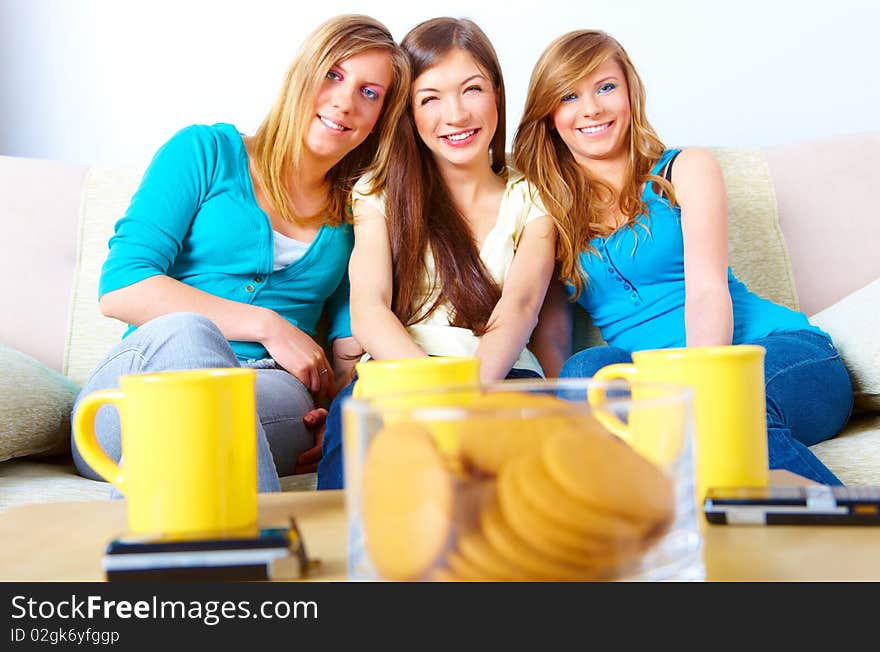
[100,123,353,361]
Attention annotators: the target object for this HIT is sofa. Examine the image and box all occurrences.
[2,132,879,513]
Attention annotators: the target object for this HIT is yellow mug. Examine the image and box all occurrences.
[593,345,769,504]
[352,356,480,401]
[73,368,259,536]
[344,357,480,474]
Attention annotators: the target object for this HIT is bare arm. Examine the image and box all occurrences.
[100,275,276,340]
[675,148,733,346]
[100,275,334,398]
[475,215,557,381]
[529,278,573,378]
[348,199,427,360]
[331,336,363,395]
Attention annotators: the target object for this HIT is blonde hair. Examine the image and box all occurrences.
[512,29,674,298]
[250,14,410,226]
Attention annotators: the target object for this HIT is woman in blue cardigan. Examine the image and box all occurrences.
[71,15,410,492]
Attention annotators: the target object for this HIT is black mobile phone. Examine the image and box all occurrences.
[703,485,880,525]
[104,526,292,555]
[103,519,312,581]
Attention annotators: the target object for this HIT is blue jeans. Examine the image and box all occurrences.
[316,366,542,490]
[71,312,316,494]
[560,331,853,486]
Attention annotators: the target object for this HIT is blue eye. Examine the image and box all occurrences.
[561,92,577,103]
[326,70,342,82]
[464,85,482,94]
[597,82,617,95]
[362,87,379,101]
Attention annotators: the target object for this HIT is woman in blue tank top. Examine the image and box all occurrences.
[512,29,852,485]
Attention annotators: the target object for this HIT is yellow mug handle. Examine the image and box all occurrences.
[589,363,638,442]
[72,389,125,491]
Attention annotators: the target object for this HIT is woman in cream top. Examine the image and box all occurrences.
[317,18,556,489]
[351,171,548,376]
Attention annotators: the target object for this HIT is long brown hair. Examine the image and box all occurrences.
[250,14,410,227]
[377,17,507,335]
[512,30,674,298]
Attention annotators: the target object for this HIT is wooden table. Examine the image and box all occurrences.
[2,472,878,581]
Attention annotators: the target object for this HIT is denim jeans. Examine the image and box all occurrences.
[71,312,316,494]
[559,330,853,486]
[316,366,543,490]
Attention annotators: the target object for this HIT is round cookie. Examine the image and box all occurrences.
[445,549,495,582]
[480,496,605,581]
[541,425,675,527]
[455,528,529,581]
[458,392,577,474]
[512,449,651,542]
[362,422,454,581]
[426,567,461,582]
[497,455,638,572]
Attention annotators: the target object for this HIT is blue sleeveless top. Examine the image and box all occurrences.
[570,149,828,352]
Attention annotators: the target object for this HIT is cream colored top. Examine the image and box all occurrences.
[352,170,547,375]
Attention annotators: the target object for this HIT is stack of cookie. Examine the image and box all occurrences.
[360,392,676,581]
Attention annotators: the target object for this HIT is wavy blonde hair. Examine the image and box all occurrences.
[512,30,674,298]
[249,15,410,227]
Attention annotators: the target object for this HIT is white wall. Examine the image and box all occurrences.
[1,0,878,166]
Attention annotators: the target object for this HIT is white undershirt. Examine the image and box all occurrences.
[273,230,310,270]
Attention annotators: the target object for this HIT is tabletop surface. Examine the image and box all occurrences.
[1,472,878,582]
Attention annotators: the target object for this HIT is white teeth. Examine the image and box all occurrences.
[319,116,347,131]
[444,130,475,142]
[578,123,611,134]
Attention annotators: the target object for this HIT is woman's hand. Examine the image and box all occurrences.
[261,312,334,402]
[294,408,327,474]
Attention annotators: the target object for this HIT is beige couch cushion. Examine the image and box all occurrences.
[812,413,880,486]
[0,457,111,510]
[0,345,79,462]
[712,148,799,311]
[765,132,880,315]
[64,167,141,385]
[0,457,317,512]
[810,278,880,411]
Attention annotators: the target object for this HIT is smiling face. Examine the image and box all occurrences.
[304,48,394,165]
[411,48,499,171]
[551,57,632,170]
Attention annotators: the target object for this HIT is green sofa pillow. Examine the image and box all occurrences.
[0,344,81,462]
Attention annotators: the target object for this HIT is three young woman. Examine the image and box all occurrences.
[513,30,851,485]
[72,15,410,492]
[316,17,556,489]
[80,15,851,492]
